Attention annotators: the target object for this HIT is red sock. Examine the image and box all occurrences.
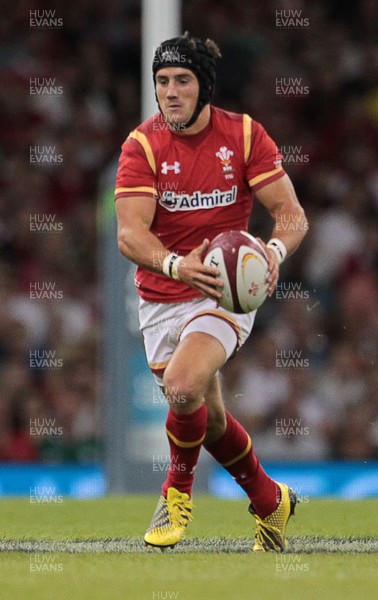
[204,412,280,518]
[162,404,208,498]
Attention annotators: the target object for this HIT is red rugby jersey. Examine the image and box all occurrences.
[115,106,285,302]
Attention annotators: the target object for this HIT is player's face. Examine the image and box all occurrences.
[155,68,199,128]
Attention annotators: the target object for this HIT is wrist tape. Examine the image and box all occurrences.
[267,238,287,265]
[162,253,184,280]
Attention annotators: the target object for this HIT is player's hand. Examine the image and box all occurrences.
[256,237,279,297]
[177,239,224,300]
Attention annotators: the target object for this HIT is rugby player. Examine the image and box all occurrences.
[115,32,308,552]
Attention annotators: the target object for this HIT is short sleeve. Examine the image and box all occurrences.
[245,119,285,192]
[115,132,157,201]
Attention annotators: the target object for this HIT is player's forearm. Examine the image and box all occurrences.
[270,204,308,257]
[256,174,308,259]
[117,226,170,273]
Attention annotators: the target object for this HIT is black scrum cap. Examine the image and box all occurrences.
[152,31,221,128]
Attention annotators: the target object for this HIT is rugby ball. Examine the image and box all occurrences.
[203,230,269,313]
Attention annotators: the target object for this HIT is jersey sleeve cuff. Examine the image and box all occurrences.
[114,186,157,200]
[248,168,285,192]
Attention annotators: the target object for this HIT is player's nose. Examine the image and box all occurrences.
[166,80,178,98]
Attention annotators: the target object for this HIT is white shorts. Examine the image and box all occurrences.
[138,296,256,385]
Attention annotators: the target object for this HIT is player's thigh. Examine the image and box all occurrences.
[163,331,226,399]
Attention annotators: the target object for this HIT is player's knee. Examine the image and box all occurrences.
[163,368,203,409]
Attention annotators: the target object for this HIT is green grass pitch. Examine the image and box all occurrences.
[0,496,377,600]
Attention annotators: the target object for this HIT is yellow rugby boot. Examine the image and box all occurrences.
[144,487,193,549]
[250,482,299,552]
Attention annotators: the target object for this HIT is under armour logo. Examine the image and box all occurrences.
[161,161,181,174]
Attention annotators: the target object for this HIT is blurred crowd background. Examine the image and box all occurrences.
[0,0,377,464]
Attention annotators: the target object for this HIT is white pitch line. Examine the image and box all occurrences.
[0,537,377,554]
